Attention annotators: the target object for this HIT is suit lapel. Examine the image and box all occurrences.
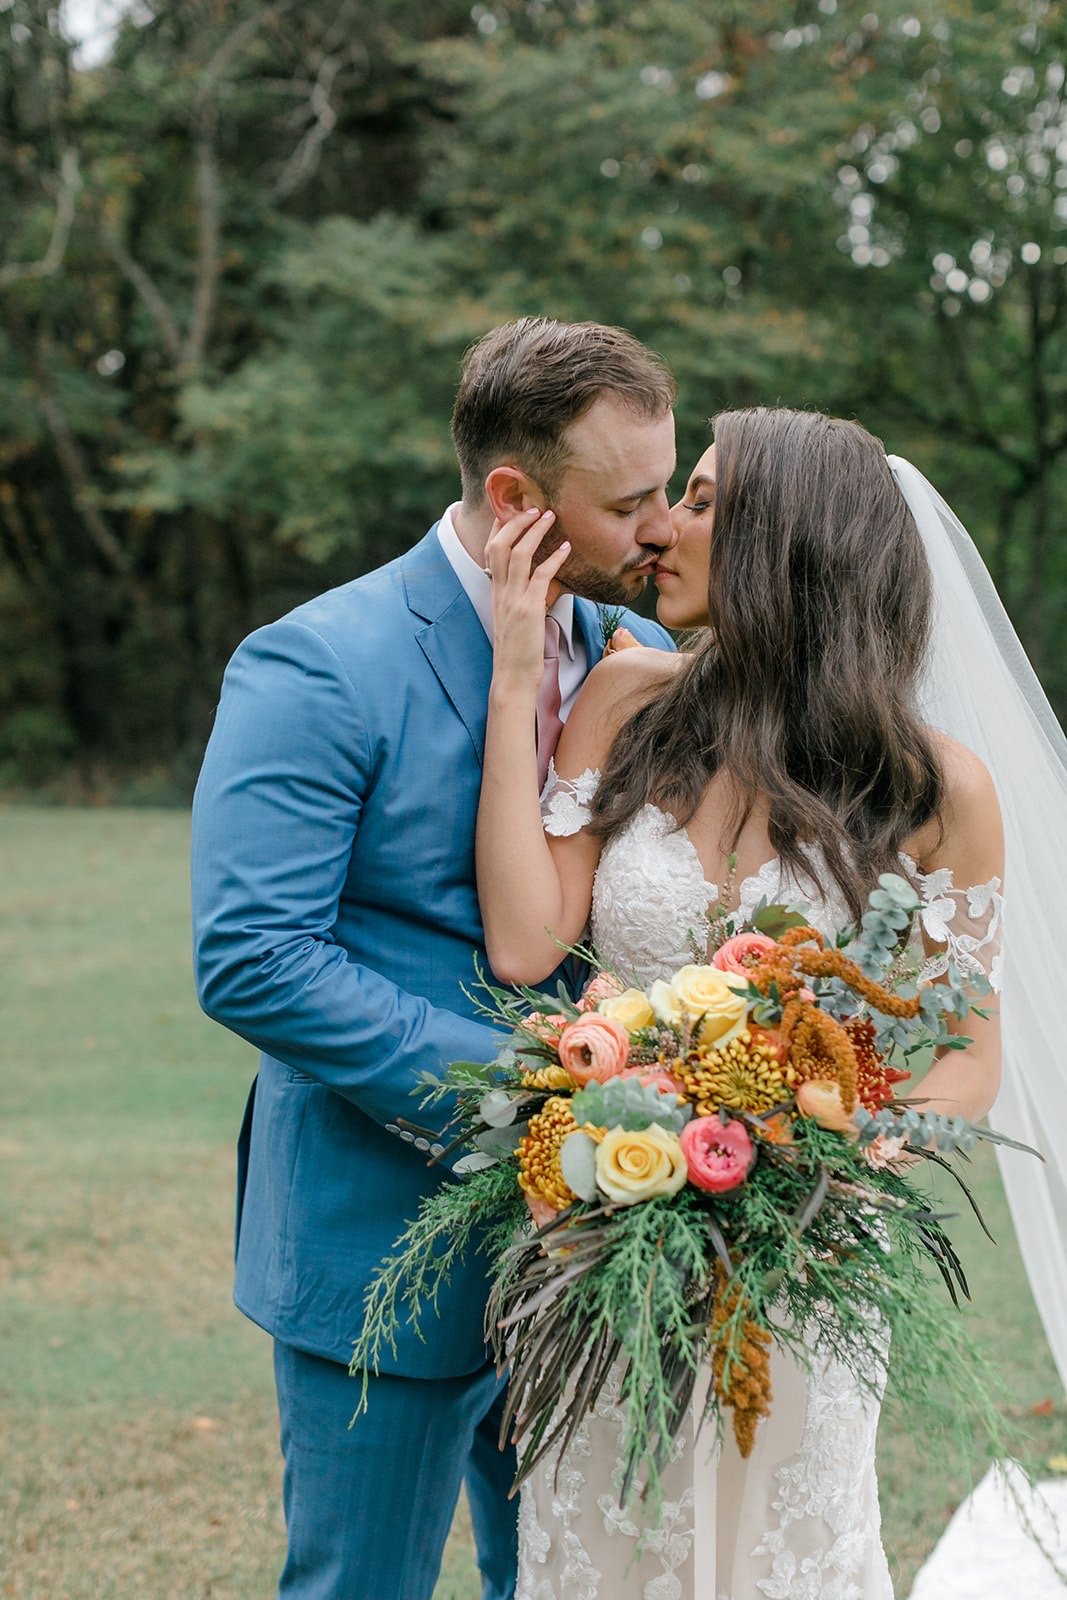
[402,529,494,765]
[574,599,608,670]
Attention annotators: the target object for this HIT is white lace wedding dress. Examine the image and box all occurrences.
[515,772,1003,1600]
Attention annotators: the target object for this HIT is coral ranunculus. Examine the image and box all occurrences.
[712,932,777,977]
[795,1078,859,1137]
[679,1113,754,1193]
[557,1014,630,1084]
[595,1124,688,1204]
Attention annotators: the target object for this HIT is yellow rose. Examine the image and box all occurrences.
[649,979,683,1026]
[595,1124,688,1205]
[671,964,749,1046]
[598,988,656,1030]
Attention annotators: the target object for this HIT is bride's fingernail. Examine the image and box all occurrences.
[542,510,555,522]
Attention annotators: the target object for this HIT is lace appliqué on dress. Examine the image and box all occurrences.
[911,861,1004,991]
[540,763,601,838]
[516,1363,698,1600]
[751,1344,889,1600]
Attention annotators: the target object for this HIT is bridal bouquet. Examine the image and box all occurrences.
[352,874,1026,1508]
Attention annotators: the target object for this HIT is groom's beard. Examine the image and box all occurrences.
[532,519,655,607]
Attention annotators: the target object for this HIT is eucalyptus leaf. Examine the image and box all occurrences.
[453,1151,499,1176]
[479,1088,519,1128]
[475,1123,526,1159]
[560,1130,600,1201]
[571,1076,688,1134]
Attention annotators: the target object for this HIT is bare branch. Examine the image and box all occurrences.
[174,0,299,375]
[181,107,222,375]
[32,357,180,644]
[97,227,185,364]
[272,50,346,201]
[0,149,81,288]
[35,382,138,585]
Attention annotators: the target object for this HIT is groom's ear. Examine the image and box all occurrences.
[484,465,545,523]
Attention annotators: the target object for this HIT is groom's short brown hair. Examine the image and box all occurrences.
[451,317,677,505]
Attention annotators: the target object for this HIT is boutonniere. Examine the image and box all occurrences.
[599,606,626,650]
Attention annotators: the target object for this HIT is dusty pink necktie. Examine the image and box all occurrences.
[535,616,565,792]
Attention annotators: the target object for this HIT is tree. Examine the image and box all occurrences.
[1,0,1064,787]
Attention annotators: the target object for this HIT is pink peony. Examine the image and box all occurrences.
[679,1112,754,1194]
[712,932,777,977]
[557,1014,631,1084]
[577,973,625,1012]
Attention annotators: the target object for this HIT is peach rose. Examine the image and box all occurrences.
[670,965,750,1047]
[595,1124,688,1204]
[795,1079,858,1137]
[557,1014,630,1084]
[578,973,624,1012]
[679,1113,754,1193]
[712,932,777,978]
[597,988,656,1031]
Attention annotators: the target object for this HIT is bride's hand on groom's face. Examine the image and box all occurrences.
[484,507,571,697]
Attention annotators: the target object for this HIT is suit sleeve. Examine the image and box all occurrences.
[622,611,677,652]
[190,618,500,1147]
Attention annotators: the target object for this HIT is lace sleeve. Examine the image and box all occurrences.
[539,762,601,838]
[912,863,1004,992]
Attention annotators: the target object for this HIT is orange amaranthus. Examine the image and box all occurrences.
[749,928,921,1115]
[710,1272,773,1458]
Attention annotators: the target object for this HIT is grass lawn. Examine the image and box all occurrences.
[0,805,1062,1597]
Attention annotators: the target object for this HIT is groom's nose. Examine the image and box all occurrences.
[642,493,678,551]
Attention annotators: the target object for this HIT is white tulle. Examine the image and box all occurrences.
[888,455,1067,1402]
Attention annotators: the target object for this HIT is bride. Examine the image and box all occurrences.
[475,407,1006,1598]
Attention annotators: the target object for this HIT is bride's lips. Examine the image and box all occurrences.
[653,564,678,582]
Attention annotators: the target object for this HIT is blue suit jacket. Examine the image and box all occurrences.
[191,526,674,1377]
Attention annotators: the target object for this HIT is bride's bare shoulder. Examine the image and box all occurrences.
[914,729,1003,867]
[558,645,684,766]
[582,644,683,712]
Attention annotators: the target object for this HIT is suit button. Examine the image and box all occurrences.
[430,1143,445,1158]
[385,1124,400,1136]
[399,1129,415,1143]
[414,1137,430,1152]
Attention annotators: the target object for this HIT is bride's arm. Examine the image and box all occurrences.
[907,740,1004,1125]
[476,510,662,985]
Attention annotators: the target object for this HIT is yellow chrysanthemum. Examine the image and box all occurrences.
[521,1065,578,1091]
[517,1096,579,1212]
[675,1032,787,1117]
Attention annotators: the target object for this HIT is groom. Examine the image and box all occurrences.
[191,317,678,1599]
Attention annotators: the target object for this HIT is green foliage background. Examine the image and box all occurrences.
[1,0,1065,791]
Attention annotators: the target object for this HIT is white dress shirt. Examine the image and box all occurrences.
[436,504,588,721]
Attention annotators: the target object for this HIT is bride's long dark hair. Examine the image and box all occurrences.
[590,407,944,922]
